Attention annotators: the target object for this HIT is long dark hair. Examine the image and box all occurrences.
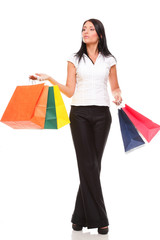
[74,18,117,64]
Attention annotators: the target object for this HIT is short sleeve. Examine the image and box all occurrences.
[67,53,78,69]
[109,56,117,68]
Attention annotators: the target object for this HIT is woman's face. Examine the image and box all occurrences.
[82,21,99,45]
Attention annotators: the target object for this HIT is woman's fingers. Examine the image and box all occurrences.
[113,101,121,106]
[113,95,122,105]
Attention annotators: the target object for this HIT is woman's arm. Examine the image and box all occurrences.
[108,65,122,105]
[48,62,76,98]
[29,62,76,98]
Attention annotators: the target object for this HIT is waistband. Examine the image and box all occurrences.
[71,105,109,108]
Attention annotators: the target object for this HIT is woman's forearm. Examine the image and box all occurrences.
[48,76,72,98]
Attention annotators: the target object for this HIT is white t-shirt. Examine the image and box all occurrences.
[67,52,117,107]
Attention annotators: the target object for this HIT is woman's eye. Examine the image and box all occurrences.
[82,28,95,31]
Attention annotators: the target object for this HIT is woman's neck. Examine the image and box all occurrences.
[86,43,99,57]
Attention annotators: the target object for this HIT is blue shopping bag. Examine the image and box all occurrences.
[118,108,145,152]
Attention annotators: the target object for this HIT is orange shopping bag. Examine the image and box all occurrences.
[1,83,48,129]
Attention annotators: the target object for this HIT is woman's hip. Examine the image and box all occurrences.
[69,105,112,126]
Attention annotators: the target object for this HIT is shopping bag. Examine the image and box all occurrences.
[118,108,145,152]
[54,85,71,129]
[44,85,71,129]
[0,84,48,129]
[1,84,70,129]
[122,104,160,142]
[31,85,49,128]
[44,86,57,129]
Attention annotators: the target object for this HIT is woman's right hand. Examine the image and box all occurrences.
[29,73,50,81]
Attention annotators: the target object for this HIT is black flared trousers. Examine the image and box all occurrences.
[69,105,112,229]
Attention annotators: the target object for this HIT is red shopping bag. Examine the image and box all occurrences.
[122,104,160,142]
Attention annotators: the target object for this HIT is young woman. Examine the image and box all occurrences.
[29,18,122,235]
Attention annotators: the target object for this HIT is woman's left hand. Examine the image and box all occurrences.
[112,88,122,106]
[113,94,122,106]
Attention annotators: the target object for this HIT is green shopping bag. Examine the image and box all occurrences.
[44,86,57,129]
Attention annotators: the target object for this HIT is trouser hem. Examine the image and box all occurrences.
[71,213,109,229]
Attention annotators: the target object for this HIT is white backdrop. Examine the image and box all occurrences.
[0,0,160,240]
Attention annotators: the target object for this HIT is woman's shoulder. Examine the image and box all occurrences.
[103,54,116,61]
[102,54,117,67]
[67,53,79,68]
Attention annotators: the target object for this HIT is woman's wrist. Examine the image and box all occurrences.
[48,76,56,85]
[112,88,121,97]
